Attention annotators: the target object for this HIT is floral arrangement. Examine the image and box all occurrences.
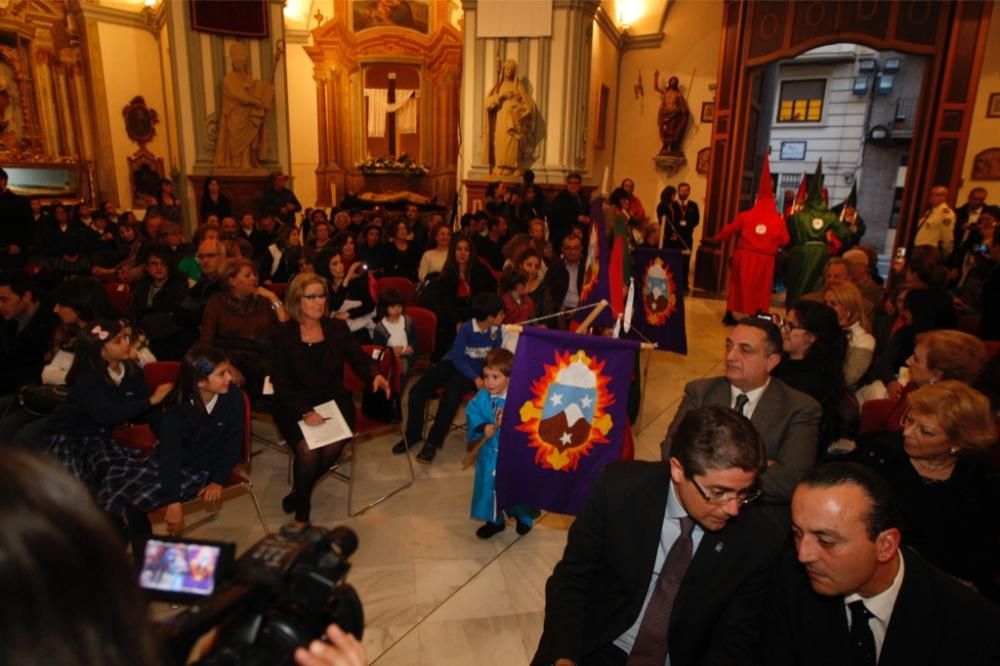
[355,153,430,175]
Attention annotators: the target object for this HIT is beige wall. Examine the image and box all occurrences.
[96,21,173,209]
[286,42,320,208]
[588,20,620,193]
[958,10,1000,205]
[611,0,723,245]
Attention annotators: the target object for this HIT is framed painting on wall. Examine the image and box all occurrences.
[353,0,429,34]
[780,141,807,160]
[988,93,1000,118]
[700,102,715,123]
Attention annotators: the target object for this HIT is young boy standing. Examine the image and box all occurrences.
[392,292,505,464]
[467,348,540,538]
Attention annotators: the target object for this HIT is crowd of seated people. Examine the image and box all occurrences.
[0,170,997,663]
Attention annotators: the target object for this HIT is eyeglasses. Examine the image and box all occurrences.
[779,318,808,333]
[690,476,761,506]
[301,294,327,301]
[197,252,222,260]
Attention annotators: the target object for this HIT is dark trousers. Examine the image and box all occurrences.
[404,361,475,447]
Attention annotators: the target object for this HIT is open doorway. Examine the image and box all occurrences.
[756,44,928,274]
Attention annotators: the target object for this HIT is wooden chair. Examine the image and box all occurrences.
[376,276,416,305]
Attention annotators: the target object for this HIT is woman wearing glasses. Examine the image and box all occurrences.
[851,381,999,603]
[271,272,390,527]
[774,301,857,453]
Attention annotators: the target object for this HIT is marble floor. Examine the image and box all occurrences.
[164,295,738,663]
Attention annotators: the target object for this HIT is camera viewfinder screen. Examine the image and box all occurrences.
[139,539,221,597]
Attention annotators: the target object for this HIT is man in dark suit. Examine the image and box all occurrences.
[662,317,821,504]
[766,462,1000,665]
[550,172,590,252]
[674,182,699,287]
[950,186,988,269]
[534,406,786,666]
[542,234,585,326]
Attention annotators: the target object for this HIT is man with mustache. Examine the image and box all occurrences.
[661,316,820,505]
[765,462,1000,665]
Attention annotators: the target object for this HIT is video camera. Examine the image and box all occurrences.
[143,525,363,666]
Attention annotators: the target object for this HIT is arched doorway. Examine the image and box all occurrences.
[695,0,993,293]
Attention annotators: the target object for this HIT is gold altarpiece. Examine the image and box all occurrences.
[305,1,461,207]
[0,1,102,203]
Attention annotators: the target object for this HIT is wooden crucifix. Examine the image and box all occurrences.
[387,72,397,157]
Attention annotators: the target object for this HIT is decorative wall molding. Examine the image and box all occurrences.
[623,32,666,51]
[285,28,311,44]
[76,2,166,35]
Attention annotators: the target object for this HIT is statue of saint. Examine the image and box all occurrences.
[653,72,689,155]
[482,59,535,177]
[213,43,274,170]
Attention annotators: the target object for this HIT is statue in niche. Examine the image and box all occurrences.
[482,59,535,177]
[653,71,689,155]
[213,42,274,170]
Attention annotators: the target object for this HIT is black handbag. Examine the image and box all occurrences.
[17,384,69,416]
[360,348,401,423]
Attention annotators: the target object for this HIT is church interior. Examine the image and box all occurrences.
[0,0,998,663]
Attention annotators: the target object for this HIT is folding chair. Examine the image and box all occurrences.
[166,391,268,534]
[406,306,437,375]
[112,361,181,456]
[377,276,416,305]
[104,282,133,317]
[336,345,414,516]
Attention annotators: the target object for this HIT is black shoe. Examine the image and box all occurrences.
[722,311,738,326]
[281,490,297,514]
[476,521,506,539]
[415,442,439,464]
[515,520,533,535]
[392,438,419,455]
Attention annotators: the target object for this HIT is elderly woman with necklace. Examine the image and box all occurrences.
[852,381,1000,602]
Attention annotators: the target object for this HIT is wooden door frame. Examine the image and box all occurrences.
[695,0,993,294]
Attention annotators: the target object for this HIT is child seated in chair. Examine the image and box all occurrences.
[96,347,243,558]
[467,348,540,538]
[371,288,417,388]
[392,292,505,464]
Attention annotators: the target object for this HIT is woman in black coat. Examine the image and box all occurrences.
[271,272,389,526]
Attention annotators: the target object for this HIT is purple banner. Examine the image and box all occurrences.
[629,248,688,355]
[496,327,640,515]
[573,199,613,329]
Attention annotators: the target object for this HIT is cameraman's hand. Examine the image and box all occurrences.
[294,624,368,666]
[165,502,184,534]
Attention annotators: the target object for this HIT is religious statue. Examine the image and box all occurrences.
[213,42,274,170]
[653,71,689,155]
[482,59,535,177]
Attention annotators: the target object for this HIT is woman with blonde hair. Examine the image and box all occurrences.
[271,272,389,526]
[853,380,999,601]
[824,281,876,388]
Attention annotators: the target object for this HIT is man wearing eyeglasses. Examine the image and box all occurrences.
[533,405,786,666]
[175,239,226,348]
[661,316,820,505]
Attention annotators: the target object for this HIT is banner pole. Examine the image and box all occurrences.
[635,347,653,434]
[576,299,608,332]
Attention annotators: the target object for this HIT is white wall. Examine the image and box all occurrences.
[286,42,320,207]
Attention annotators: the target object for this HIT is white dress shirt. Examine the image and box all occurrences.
[729,379,770,419]
[613,482,704,661]
[844,550,906,662]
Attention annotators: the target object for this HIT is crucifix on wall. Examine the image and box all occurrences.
[364,71,418,156]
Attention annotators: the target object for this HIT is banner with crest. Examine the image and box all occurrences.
[495,327,640,515]
[629,248,688,354]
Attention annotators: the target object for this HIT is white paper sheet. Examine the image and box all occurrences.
[299,399,354,450]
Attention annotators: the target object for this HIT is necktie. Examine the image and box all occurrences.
[734,393,749,416]
[627,516,695,665]
[848,600,876,666]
